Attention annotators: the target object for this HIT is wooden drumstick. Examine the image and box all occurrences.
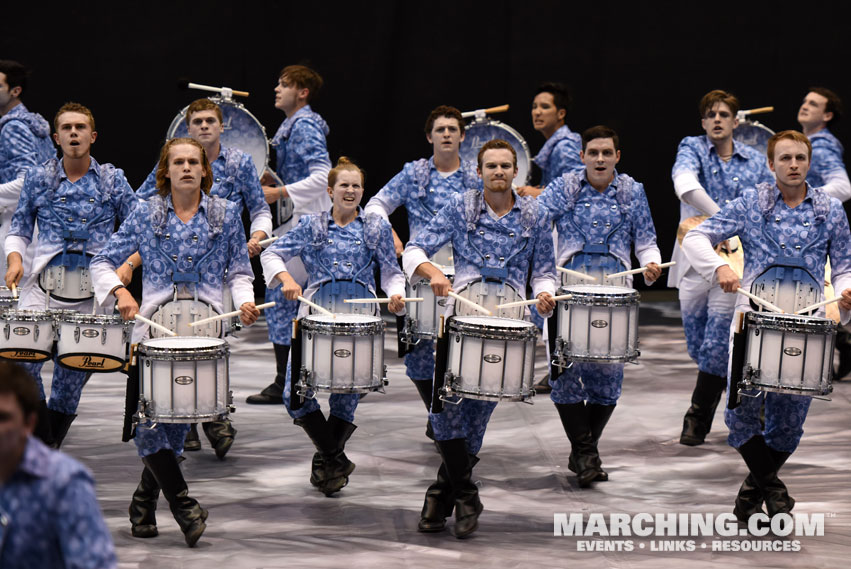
[605,261,676,280]
[461,104,510,118]
[736,288,785,313]
[185,82,249,98]
[796,296,843,315]
[259,235,280,247]
[496,294,573,309]
[10,283,17,298]
[556,267,597,281]
[298,295,334,316]
[343,297,424,303]
[739,106,774,116]
[188,301,276,328]
[134,314,177,337]
[447,291,492,316]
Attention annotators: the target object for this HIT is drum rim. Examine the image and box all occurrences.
[745,311,836,332]
[560,285,639,296]
[140,336,228,354]
[301,318,385,336]
[60,313,129,324]
[1,310,55,321]
[449,317,537,340]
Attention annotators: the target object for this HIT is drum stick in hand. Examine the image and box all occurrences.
[605,261,676,280]
[447,291,492,315]
[343,297,424,303]
[258,235,280,247]
[188,301,277,328]
[556,267,597,281]
[796,296,842,315]
[11,284,17,298]
[298,296,334,316]
[736,288,785,313]
[496,294,573,309]
[134,314,177,337]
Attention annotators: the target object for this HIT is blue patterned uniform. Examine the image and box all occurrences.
[683,183,851,452]
[0,437,116,569]
[364,157,481,381]
[538,170,662,405]
[261,210,405,422]
[265,106,332,346]
[671,136,773,377]
[403,190,556,454]
[91,194,255,456]
[4,158,136,413]
[533,124,582,187]
[807,128,850,202]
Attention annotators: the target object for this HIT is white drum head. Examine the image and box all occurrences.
[454,315,535,329]
[305,314,381,325]
[142,336,226,349]
[564,284,634,295]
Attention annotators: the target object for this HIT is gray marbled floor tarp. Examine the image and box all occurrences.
[50,301,850,569]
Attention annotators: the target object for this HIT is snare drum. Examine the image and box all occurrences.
[404,267,454,342]
[742,311,835,396]
[553,285,640,365]
[734,120,775,155]
[453,279,525,320]
[298,314,386,394]
[0,286,17,314]
[310,280,375,315]
[56,313,131,372]
[443,316,537,402]
[460,118,532,185]
[0,310,55,362]
[137,337,230,423]
[151,300,222,338]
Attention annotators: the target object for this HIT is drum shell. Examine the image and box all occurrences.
[138,337,230,423]
[300,314,385,393]
[556,285,640,363]
[0,310,55,362]
[405,268,454,340]
[56,313,131,372]
[39,265,93,301]
[445,316,537,401]
[453,279,524,320]
[743,311,835,396]
[151,300,222,339]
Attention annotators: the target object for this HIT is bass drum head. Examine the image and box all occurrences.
[734,120,775,155]
[167,96,269,176]
[460,119,532,185]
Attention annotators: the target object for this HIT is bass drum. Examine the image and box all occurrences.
[460,118,532,185]
[734,120,775,155]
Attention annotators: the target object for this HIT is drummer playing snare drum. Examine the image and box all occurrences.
[682,130,851,523]
[260,156,406,497]
[537,125,662,489]
[90,138,259,547]
[402,139,557,538]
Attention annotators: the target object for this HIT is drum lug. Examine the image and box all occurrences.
[438,375,462,405]
[74,326,80,343]
[34,323,40,342]
[4,323,9,340]
[101,326,108,345]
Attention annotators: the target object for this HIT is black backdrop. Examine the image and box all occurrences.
[4,1,850,292]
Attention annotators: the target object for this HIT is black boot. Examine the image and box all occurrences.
[142,449,207,547]
[418,462,453,532]
[129,466,160,538]
[734,447,792,522]
[736,436,794,517]
[184,423,201,451]
[325,415,357,494]
[246,344,289,404]
[587,404,616,482]
[555,402,600,488]
[46,409,77,449]
[294,411,354,496]
[34,399,52,446]
[680,371,727,446]
[202,419,237,460]
[435,438,481,538]
[835,328,851,381]
[412,379,435,440]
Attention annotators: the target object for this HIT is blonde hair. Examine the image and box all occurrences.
[155,138,213,196]
[328,156,365,188]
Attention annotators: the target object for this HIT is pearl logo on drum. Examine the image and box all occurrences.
[334,349,352,358]
[783,347,803,357]
[174,376,194,386]
[483,354,502,364]
[81,328,99,338]
[12,327,30,336]
[591,320,609,329]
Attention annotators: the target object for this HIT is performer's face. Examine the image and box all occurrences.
[53,111,97,159]
[426,116,464,156]
[581,137,620,190]
[327,169,364,216]
[274,75,302,115]
[769,139,810,189]
[165,143,206,194]
[0,393,35,464]
[701,102,738,142]
[187,110,224,146]
[531,92,565,136]
[478,148,517,193]
[0,72,21,110]
[798,91,832,130]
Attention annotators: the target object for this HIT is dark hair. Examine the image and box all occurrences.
[155,138,214,196]
[477,139,517,169]
[0,362,40,419]
[279,65,323,103]
[185,98,223,126]
[582,125,620,151]
[698,89,740,118]
[424,105,464,135]
[809,87,842,125]
[535,82,571,113]
[767,130,812,162]
[0,59,28,94]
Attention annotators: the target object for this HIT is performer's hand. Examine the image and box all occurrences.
[716,265,740,293]
[535,291,555,315]
[114,287,139,321]
[643,262,662,284]
[429,273,452,297]
[392,229,404,258]
[387,294,405,314]
[5,253,23,289]
[116,263,133,286]
[247,236,262,258]
[263,185,288,204]
[260,169,276,186]
[839,288,851,311]
[278,272,302,301]
[239,302,260,326]
[516,185,543,198]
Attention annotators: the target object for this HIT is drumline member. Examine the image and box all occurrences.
[682,130,851,521]
[537,126,662,487]
[797,87,851,380]
[135,98,272,457]
[671,90,774,446]
[247,64,332,405]
[4,102,136,448]
[363,105,480,433]
[90,137,259,546]
[517,82,582,198]
[260,157,406,496]
[0,60,54,277]
[402,139,557,538]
